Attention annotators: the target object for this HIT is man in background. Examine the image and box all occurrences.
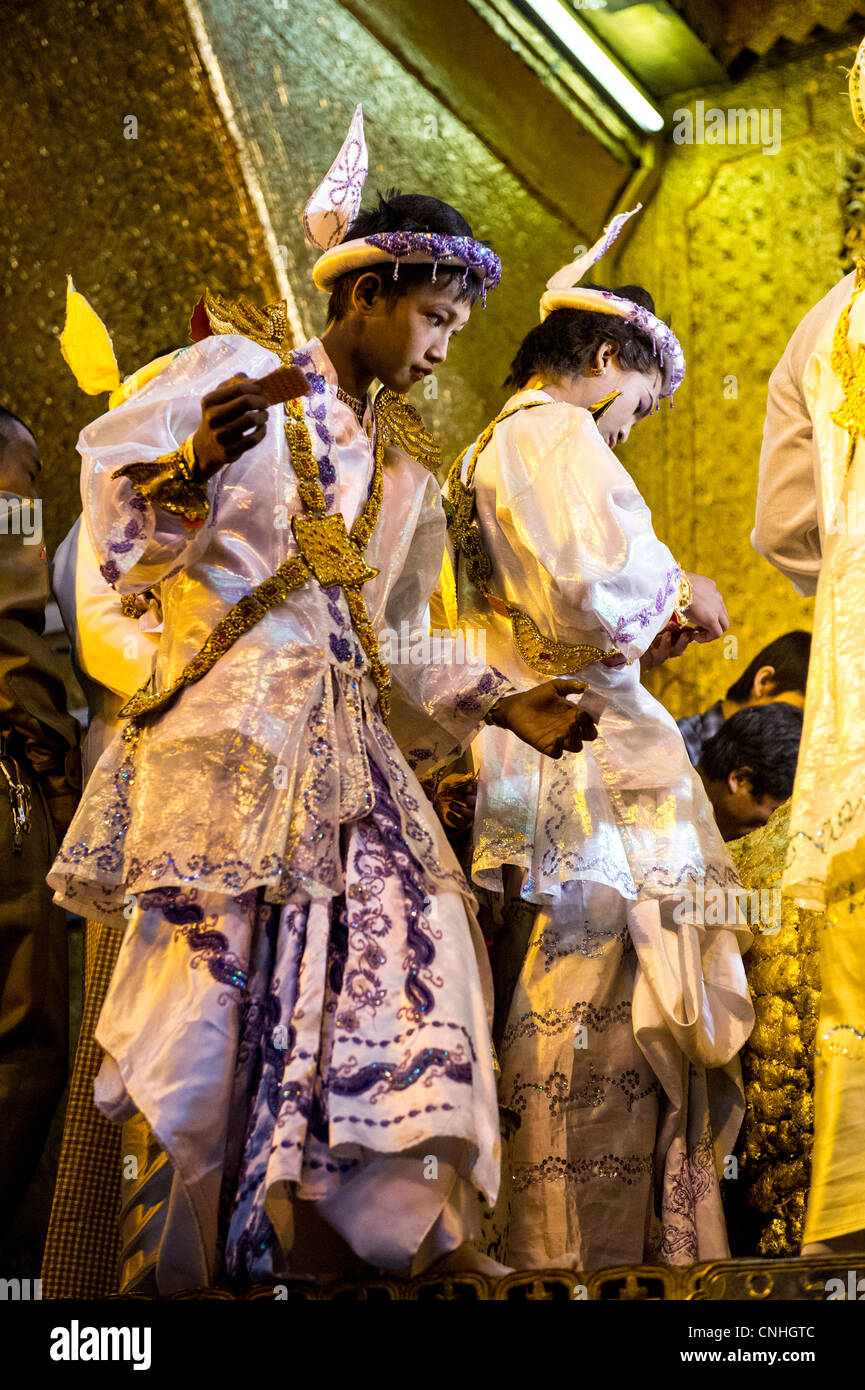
[698,701,804,843]
[0,407,81,1239]
[677,630,810,767]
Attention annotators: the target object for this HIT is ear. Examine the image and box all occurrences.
[598,340,619,371]
[350,272,384,314]
[728,767,754,796]
[752,664,777,699]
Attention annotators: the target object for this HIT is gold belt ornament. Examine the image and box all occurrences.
[445,402,613,678]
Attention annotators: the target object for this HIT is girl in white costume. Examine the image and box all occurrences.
[442,210,754,1269]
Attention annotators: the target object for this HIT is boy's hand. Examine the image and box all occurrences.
[641,625,693,673]
[191,373,269,480]
[488,679,599,759]
[682,571,729,643]
[434,774,478,835]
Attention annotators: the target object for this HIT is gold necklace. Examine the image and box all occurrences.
[121,382,390,728]
[119,367,444,734]
[445,402,614,677]
[336,385,367,422]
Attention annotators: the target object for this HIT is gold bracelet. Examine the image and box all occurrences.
[177,435,199,486]
[672,569,693,625]
[670,569,698,631]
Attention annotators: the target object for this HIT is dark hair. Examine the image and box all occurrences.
[0,405,34,458]
[504,284,670,391]
[725,630,811,703]
[699,703,804,803]
[327,188,486,322]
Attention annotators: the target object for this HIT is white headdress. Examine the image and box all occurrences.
[540,204,685,401]
[303,105,501,303]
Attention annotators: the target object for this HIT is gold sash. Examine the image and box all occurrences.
[445,402,614,677]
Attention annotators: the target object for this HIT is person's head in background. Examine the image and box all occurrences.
[0,407,41,499]
[698,702,804,841]
[722,630,810,718]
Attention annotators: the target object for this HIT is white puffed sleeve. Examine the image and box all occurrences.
[751,348,822,597]
[383,465,512,774]
[79,333,278,594]
[487,404,681,662]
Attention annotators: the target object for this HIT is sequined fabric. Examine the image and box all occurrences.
[498,880,742,1269]
[729,802,821,1256]
[45,331,513,1287]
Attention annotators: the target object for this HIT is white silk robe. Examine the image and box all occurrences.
[443,392,754,1268]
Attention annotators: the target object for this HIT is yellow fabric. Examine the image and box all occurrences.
[781,264,865,1245]
[59,277,121,396]
[803,878,865,1244]
[107,352,181,410]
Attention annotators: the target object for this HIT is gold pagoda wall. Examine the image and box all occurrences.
[1,0,586,552]
[0,0,279,551]
[618,37,862,718]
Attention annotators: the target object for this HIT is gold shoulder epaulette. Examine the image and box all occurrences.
[203,288,293,361]
[373,389,442,474]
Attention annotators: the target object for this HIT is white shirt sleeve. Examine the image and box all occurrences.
[751,273,855,596]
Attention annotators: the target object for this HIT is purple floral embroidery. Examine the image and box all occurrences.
[455,665,509,714]
[367,760,438,1020]
[136,886,249,997]
[613,566,679,645]
[100,493,148,586]
[329,633,353,664]
[407,747,434,769]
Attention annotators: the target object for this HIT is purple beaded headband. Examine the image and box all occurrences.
[539,205,685,401]
[304,105,501,304]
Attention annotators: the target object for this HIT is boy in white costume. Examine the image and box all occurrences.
[442,210,754,1269]
[46,108,594,1290]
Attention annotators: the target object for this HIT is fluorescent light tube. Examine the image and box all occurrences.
[523,0,664,133]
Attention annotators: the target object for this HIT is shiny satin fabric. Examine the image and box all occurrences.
[442,394,754,1264]
[787,282,865,907]
[782,279,865,1248]
[45,333,512,1284]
